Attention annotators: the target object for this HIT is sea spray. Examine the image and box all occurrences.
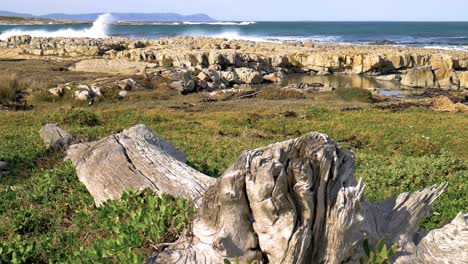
[0,13,113,40]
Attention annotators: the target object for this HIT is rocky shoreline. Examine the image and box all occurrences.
[1,35,468,95]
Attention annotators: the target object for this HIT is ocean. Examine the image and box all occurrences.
[1,14,467,51]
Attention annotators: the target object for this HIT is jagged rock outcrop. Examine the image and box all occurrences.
[400,66,434,88]
[2,35,468,91]
[39,123,74,151]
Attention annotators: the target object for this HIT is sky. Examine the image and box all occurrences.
[1,0,467,21]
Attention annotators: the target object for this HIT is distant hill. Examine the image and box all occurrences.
[0,11,215,22]
[0,11,34,18]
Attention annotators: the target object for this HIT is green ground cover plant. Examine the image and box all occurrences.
[0,88,466,262]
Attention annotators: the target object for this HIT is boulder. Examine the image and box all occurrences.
[197,71,210,82]
[220,71,240,84]
[234,67,263,84]
[271,55,289,68]
[400,66,434,88]
[39,123,74,151]
[430,54,454,70]
[48,85,65,97]
[7,35,32,46]
[352,54,384,74]
[201,69,221,83]
[0,161,7,178]
[459,71,468,88]
[90,86,102,97]
[116,78,144,91]
[263,71,286,82]
[434,68,460,90]
[118,90,129,98]
[170,80,196,93]
[74,90,91,101]
[375,74,401,82]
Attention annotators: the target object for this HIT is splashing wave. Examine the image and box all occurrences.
[0,14,113,40]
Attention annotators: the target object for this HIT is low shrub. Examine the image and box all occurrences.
[0,162,194,263]
[257,87,306,100]
[0,74,21,103]
[336,88,372,102]
[360,239,397,264]
[61,110,102,127]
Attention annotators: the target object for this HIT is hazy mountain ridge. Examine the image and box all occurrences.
[0,11,215,22]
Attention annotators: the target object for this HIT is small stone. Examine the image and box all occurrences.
[118,90,129,98]
[0,161,7,178]
[90,86,102,97]
[48,85,65,97]
[40,123,74,151]
[74,90,91,101]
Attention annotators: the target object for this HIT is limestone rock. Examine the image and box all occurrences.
[170,80,195,93]
[39,123,74,151]
[375,74,401,82]
[400,66,434,88]
[70,59,150,74]
[263,71,286,82]
[220,70,240,84]
[234,67,263,84]
[118,90,129,98]
[459,71,468,88]
[271,55,289,67]
[74,90,91,101]
[48,85,65,97]
[116,78,144,91]
[90,86,102,97]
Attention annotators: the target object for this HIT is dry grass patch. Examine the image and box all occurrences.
[0,73,22,103]
[257,87,306,100]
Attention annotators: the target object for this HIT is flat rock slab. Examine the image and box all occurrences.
[65,124,215,206]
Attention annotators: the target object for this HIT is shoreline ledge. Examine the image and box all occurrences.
[1,35,467,91]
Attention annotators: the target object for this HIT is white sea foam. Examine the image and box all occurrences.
[423,45,468,51]
[0,14,113,40]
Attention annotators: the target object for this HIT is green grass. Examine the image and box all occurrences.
[0,163,193,263]
[0,88,467,262]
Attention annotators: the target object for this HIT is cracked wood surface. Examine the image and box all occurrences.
[65,124,215,206]
[51,124,467,263]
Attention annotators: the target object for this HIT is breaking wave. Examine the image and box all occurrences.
[0,13,113,40]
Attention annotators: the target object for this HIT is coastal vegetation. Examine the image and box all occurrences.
[0,84,466,262]
[0,34,466,262]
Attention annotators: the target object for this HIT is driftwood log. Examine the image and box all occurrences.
[65,124,214,206]
[48,124,467,263]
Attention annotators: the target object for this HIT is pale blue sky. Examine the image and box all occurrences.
[1,0,467,21]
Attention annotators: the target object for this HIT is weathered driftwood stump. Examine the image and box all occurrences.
[50,124,467,263]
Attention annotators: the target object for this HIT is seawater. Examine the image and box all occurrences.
[1,14,468,51]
